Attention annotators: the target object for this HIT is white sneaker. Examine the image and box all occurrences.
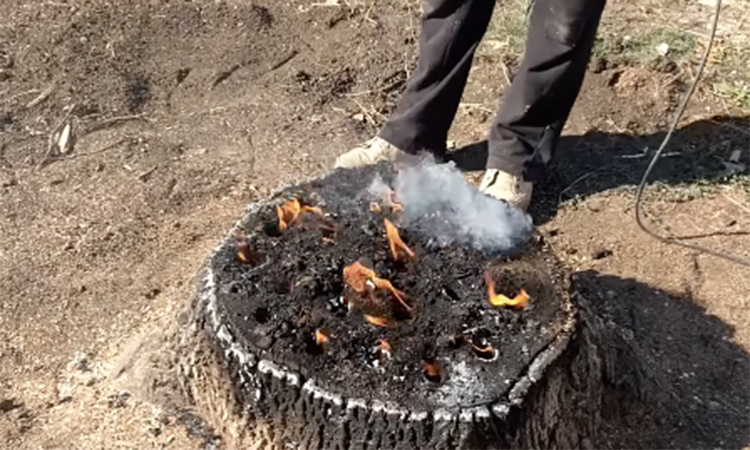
[479,169,533,211]
[334,137,404,169]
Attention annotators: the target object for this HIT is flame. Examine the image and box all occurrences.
[369,202,382,214]
[314,327,330,346]
[484,271,529,309]
[343,261,412,311]
[384,219,416,262]
[276,199,300,232]
[276,198,324,232]
[364,314,390,327]
[378,339,392,360]
[343,261,376,294]
[423,360,441,381]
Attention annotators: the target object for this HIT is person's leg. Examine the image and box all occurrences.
[380,0,496,157]
[486,0,606,182]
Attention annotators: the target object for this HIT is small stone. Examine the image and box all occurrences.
[0,399,22,413]
[656,43,670,57]
[74,353,91,372]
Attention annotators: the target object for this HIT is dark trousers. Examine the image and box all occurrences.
[379,0,606,182]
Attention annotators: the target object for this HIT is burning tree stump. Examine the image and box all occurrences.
[191,162,606,449]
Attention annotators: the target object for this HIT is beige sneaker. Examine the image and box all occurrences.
[479,169,533,211]
[334,137,404,169]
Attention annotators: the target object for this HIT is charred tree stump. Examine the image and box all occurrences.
[189,163,610,450]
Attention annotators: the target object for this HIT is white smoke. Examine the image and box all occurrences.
[367,159,534,255]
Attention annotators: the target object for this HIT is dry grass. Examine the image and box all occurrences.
[476,0,750,111]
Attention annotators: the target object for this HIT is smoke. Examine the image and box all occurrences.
[367,159,534,255]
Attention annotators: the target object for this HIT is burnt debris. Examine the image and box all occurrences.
[209,162,569,413]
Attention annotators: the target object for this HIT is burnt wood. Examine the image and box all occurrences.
[192,163,607,449]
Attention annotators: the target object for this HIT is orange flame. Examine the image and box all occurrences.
[314,327,330,346]
[484,271,529,309]
[313,327,330,353]
[343,262,412,311]
[364,314,390,327]
[276,198,324,232]
[384,219,416,262]
[343,261,375,294]
[379,339,392,353]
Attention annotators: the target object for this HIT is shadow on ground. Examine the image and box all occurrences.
[449,114,749,224]
[574,271,750,449]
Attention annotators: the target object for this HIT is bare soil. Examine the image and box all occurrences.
[1,0,748,449]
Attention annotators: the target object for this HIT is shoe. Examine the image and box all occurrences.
[479,169,533,211]
[334,137,405,169]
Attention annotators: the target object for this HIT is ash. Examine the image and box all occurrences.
[368,159,534,255]
[432,358,505,409]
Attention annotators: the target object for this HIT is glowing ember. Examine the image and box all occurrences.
[276,198,324,232]
[364,314,391,328]
[314,327,330,345]
[234,231,263,265]
[384,219,416,262]
[343,261,412,311]
[472,344,496,360]
[484,271,529,309]
[423,360,441,382]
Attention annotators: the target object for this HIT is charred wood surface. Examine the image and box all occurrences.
[191,164,613,449]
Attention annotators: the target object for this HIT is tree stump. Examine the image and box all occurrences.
[190,163,607,449]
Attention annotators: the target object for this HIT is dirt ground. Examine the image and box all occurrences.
[0,0,748,449]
